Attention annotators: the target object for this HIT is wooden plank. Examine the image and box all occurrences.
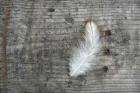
[0,0,140,93]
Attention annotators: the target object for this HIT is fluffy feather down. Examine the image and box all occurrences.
[69,20,101,77]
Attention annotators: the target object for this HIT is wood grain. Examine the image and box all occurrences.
[0,0,140,93]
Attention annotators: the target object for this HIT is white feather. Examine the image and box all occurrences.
[69,21,101,77]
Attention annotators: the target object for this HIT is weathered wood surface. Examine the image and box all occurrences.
[0,0,140,93]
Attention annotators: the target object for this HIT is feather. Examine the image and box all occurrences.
[69,20,101,77]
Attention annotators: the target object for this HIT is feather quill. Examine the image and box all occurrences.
[69,20,101,77]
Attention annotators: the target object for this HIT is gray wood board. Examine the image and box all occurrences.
[0,0,140,93]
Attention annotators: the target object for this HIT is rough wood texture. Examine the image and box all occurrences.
[0,0,140,93]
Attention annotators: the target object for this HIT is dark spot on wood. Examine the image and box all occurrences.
[102,66,108,72]
[48,8,55,12]
[66,69,70,76]
[77,74,86,81]
[103,48,111,55]
[65,17,74,24]
[113,53,119,56]
[67,80,72,87]
[125,17,127,19]
[65,64,70,76]
[2,17,6,21]
[66,68,70,72]
[65,64,69,70]
[102,30,111,36]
